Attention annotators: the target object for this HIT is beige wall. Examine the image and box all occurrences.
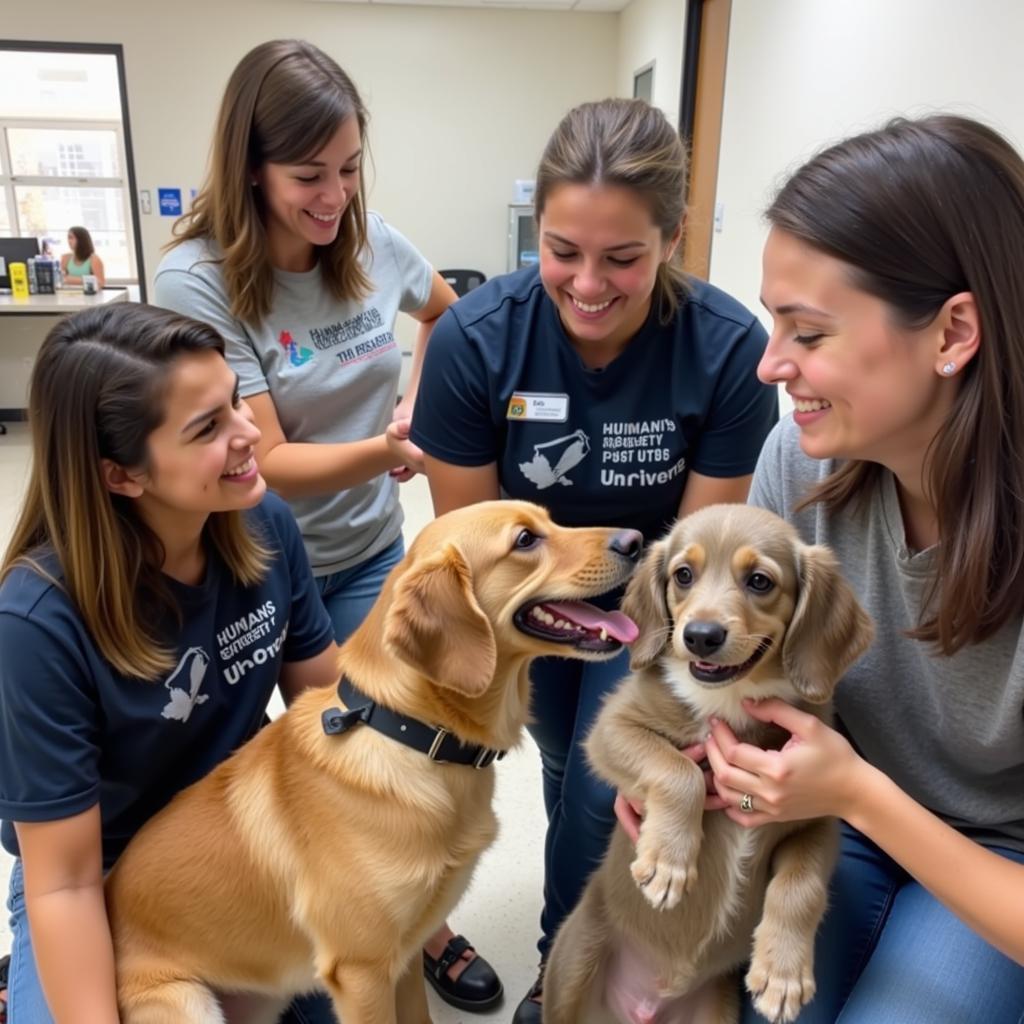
[712,0,1024,369]
[616,0,685,123]
[4,0,619,327]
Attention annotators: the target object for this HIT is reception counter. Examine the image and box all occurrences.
[0,288,129,431]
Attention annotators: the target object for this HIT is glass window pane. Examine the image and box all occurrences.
[0,196,11,235]
[14,185,129,278]
[9,128,121,178]
[0,52,121,120]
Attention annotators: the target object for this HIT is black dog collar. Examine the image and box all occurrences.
[321,677,506,770]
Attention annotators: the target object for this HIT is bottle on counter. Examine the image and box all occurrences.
[26,257,38,294]
[9,262,30,300]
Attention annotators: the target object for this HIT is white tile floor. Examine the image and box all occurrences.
[0,422,546,1021]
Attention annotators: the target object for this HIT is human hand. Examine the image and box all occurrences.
[705,699,867,828]
[392,395,415,426]
[385,418,425,479]
[613,741,728,845]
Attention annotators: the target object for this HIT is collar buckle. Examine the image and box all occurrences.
[473,747,504,769]
[427,727,450,761]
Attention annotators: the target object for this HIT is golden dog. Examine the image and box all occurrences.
[105,501,642,1024]
[544,504,873,1024]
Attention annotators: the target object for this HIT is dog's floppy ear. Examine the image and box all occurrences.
[384,543,497,697]
[782,544,874,703]
[621,537,671,670]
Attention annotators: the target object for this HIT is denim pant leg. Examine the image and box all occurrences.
[315,536,405,646]
[837,844,1024,1024]
[6,860,56,1024]
[741,824,1024,1024]
[527,644,631,958]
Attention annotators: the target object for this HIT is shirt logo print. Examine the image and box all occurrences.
[519,429,590,489]
[279,330,314,367]
[161,646,211,722]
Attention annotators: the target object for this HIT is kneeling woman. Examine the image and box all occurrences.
[0,304,339,1022]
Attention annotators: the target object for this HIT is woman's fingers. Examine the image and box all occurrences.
[614,793,643,845]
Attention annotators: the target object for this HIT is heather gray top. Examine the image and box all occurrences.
[154,213,433,574]
[751,416,1024,853]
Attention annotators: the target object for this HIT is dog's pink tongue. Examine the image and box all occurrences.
[544,602,639,643]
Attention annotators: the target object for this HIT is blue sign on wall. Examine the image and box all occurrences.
[158,188,183,217]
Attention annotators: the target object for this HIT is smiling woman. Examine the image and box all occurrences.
[151,38,499,1016]
[410,98,779,1022]
[699,114,1024,1023]
[0,302,340,1022]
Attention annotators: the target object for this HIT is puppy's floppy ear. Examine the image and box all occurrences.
[384,544,497,697]
[782,544,874,703]
[621,537,671,670]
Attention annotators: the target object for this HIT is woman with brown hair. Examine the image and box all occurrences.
[61,225,106,287]
[0,302,340,1021]
[658,115,1024,1021]
[411,98,778,1021]
[154,39,501,1013]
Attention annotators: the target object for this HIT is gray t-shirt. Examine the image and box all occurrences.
[751,416,1024,854]
[154,213,433,574]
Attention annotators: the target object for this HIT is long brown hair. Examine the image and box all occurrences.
[68,225,95,262]
[534,98,689,320]
[170,39,371,325]
[767,115,1024,655]
[1,303,270,679]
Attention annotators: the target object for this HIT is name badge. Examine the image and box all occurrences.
[507,392,569,423]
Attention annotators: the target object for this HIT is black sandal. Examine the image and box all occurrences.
[0,952,9,1024]
[422,934,503,1012]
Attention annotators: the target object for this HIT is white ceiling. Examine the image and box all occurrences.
[304,0,629,12]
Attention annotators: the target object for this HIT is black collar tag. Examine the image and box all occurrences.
[321,705,369,736]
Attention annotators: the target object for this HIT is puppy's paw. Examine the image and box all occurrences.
[630,846,696,910]
[745,958,815,1024]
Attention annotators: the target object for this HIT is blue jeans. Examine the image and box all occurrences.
[741,823,1024,1024]
[6,860,50,1024]
[315,536,405,645]
[4,859,336,1023]
[528,635,631,959]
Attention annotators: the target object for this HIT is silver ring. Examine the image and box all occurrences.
[739,793,755,813]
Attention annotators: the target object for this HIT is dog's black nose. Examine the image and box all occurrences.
[683,621,728,657]
[609,530,644,562]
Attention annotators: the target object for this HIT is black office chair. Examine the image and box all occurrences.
[439,268,486,298]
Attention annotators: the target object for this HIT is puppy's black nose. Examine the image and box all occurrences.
[683,621,728,657]
[609,529,644,562]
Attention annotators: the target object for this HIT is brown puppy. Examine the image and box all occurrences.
[544,504,873,1024]
[105,500,642,1024]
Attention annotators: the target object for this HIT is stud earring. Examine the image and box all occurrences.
[941,361,956,376]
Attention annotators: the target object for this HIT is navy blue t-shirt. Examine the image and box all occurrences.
[412,267,778,541]
[0,492,334,868]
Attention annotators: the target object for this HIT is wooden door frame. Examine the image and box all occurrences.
[678,0,732,281]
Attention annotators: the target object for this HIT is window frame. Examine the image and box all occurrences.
[0,39,147,297]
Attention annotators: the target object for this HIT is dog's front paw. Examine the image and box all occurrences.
[630,844,696,910]
[745,957,815,1023]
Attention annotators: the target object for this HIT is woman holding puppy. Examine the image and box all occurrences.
[154,40,502,1011]
[0,303,340,1022]
[411,98,778,1021]
[619,115,1024,1020]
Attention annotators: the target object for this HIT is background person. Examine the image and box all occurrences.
[61,226,105,287]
